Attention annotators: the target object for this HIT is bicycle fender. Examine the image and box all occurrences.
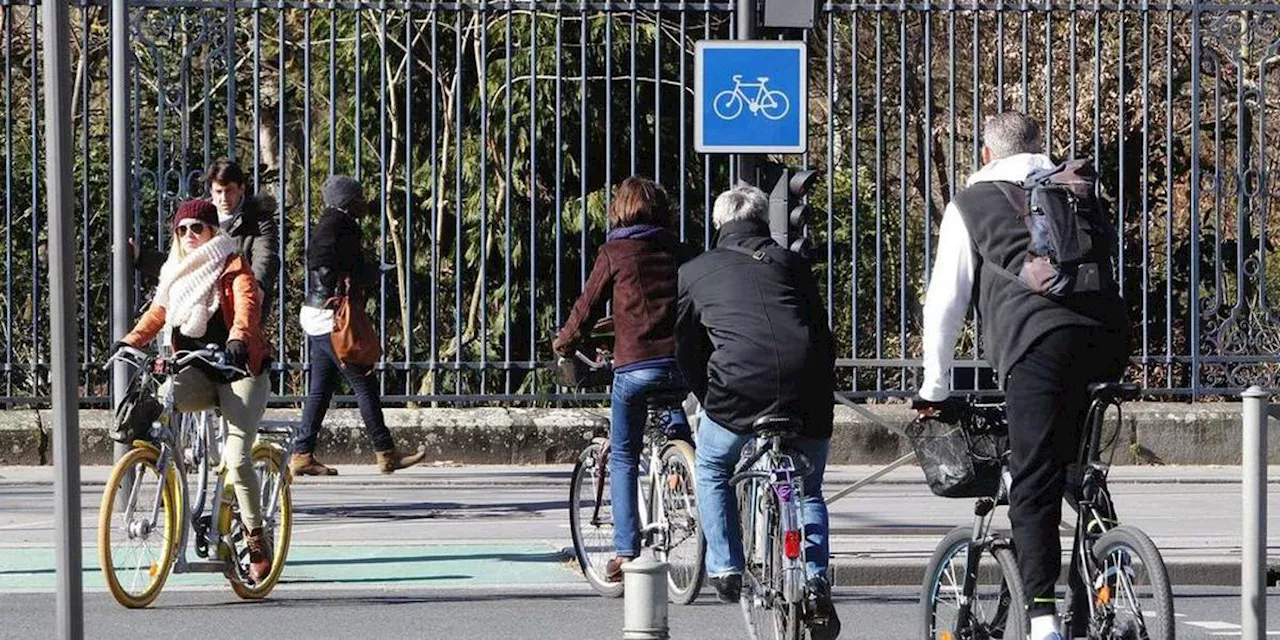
[129,440,161,456]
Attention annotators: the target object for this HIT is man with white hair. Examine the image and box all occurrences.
[915,112,1128,640]
[675,185,840,639]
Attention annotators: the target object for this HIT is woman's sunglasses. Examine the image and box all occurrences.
[175,222,208,237]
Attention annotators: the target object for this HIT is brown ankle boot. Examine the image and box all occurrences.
[244,527,272,583]
[374,446,427,474]
[290,452,338,476]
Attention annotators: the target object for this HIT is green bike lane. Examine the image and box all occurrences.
[0,541,579,592]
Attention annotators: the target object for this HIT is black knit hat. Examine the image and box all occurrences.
[322,175,365,211]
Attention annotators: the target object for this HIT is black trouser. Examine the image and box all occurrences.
[295,333,395,454]
[1004,325,1126,618]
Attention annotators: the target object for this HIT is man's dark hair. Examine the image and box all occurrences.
[205,157,248,188]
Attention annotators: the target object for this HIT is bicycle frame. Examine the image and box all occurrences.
[1064,395,1126,632]
[737,434,809,608]
[952,466,1014,635]
[588,425,672,552]
[732,80,777,110]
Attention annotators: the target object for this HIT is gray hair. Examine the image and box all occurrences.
[982,112,1043,159]
[712,185,768,229]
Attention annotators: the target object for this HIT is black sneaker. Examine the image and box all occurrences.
[710,573,742,603]
[807,577,842,640]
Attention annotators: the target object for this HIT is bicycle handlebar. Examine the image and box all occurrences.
[102,345,247,378]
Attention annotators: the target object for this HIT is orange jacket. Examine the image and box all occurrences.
[123,254,272,376]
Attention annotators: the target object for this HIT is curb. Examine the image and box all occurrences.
[1,402,1279,466]
[828,555,1243,587]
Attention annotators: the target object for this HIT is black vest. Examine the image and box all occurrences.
[952,182,1126,384]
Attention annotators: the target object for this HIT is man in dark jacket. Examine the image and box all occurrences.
[914,112,1128,640]
[676,185,840,640]
[135,157,280,305]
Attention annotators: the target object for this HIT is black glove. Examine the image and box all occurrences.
[225,340,249,371]
[910,395,967,423]
[111,341,135,357]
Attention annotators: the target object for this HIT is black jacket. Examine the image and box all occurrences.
[138,193,281,300]
[675,219,835,439]
[304,207,379,308]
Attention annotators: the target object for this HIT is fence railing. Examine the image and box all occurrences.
[2,1,1278,406]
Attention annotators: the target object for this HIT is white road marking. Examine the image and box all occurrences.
[1187,620,1241,630]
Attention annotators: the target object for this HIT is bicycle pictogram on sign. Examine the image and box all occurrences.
[712,75,791,121]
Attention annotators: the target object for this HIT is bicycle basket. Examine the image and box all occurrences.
[905,409,1007,499]
[111,372,162,444]
[553,352,613,389]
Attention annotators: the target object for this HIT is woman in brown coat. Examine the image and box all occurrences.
[115,199,273,583]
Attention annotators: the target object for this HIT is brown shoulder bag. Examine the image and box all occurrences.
[328,276,381,374]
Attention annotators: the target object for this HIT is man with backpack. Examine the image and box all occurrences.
[914,112,1129,640]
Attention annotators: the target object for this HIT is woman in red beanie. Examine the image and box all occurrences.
[113,199,275,584]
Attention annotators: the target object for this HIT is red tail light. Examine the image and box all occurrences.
[784,530,802,559]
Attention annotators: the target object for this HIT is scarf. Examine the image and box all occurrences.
[153,234,237,338]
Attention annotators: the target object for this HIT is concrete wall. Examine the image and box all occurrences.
[3,402,1278,466]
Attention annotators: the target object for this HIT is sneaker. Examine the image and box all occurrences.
[709,573,742,603]
[807,577,842,640]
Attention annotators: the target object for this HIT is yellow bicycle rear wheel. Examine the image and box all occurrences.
[217,445,292,599]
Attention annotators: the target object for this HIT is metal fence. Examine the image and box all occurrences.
[1,1,1278,406]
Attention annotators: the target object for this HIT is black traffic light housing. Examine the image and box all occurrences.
[759,161,822,261]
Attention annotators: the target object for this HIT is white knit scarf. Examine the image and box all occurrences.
[153,234,237,338]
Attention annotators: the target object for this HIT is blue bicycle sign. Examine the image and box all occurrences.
[695,40,807,154]
[713,75,791,121]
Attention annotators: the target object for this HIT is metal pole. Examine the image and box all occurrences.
[736,0,757,185]
[110,0,133,503]
[43,0,84,636]
[1241,386,1267,639]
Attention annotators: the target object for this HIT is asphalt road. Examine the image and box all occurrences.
[0,586,1273,639]
[0,464,1276,637]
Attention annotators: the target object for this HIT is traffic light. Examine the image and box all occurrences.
[758,162,822,260]
[787,169,820,256]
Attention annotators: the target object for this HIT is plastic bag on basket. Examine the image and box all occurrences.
[906,415,1005,499]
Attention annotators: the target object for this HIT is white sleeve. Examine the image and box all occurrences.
[919,202,975,402]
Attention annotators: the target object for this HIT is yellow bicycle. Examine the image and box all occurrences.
[97,346,292,608]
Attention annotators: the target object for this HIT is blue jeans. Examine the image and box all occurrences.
[695,415,830,579]
[610,364,691,558]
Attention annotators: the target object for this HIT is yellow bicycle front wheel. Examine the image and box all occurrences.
[97,445,180,609]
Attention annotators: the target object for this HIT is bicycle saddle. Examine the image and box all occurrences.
[644,390,687,412]
[753,414,803,438]
[1087,382,1141,402]
[755,76,769,82]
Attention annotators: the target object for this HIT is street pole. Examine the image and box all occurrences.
[111,0,134,507]
[736,0,758,186]
[43,0,85,636]
[1240,386,1268,639]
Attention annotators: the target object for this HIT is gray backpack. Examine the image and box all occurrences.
[990,158,1118,300]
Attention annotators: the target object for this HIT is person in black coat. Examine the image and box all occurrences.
[675,185,841,639]
[290,175,425,476]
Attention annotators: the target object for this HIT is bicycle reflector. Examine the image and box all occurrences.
[784,530,802,560]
